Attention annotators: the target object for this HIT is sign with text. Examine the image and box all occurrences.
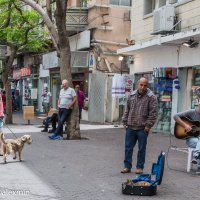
[13,69,21,79]
[21,66,32,77]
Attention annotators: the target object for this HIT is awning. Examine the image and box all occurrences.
[117,27,200,55]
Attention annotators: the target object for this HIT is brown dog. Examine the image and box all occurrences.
[0,132,32,163]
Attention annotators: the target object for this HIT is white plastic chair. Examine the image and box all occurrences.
[170,146,195,172]
[187,147,195,173]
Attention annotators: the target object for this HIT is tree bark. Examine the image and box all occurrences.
[46,0,52,20]
[2,45,18,124]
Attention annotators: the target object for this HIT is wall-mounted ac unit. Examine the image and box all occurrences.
[153,5,175,34]
[71,51,89,68]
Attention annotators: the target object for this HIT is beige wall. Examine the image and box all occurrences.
[89,6,130,43]
[88,0,109,6]
[68,0,81,7]
[88,3,131,72]
[131,0,200,42]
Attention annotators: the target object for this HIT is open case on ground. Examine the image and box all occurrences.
[122,151,165,196]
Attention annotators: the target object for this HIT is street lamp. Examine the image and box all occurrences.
[118,56,124,75]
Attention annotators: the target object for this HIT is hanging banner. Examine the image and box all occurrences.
[21,66,32,77]
[13,69,21,79]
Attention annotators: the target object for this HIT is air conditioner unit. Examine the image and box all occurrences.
[153,5,175,34]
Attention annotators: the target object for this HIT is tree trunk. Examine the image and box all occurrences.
[5,81,13,124]
[2,45,17,124]
[66,102,81,139]
[55,0,81,139]
[20,0,81,139]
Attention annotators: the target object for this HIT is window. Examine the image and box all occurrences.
[144,0,166,15]
[110,0,131,6]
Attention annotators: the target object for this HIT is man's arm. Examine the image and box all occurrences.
[175,117,192,132]
[122,96,130,128]
[71,96,77,108]
[173,110,195,132]
[145,95,158,132]
[67,96,77,109]
[57,99,60,109]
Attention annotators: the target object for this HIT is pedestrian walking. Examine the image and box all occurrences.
[49,79,77,140]
[75,85,85,123]
[0,91,5,156]
[121,77,158,174]
[42,87,52,115]
[1,90,6,114]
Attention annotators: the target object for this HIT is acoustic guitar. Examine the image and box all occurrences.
[174,117,200,139]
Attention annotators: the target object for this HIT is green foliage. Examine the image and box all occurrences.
[0,0,50,53]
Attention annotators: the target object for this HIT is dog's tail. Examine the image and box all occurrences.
[0,132,6,144]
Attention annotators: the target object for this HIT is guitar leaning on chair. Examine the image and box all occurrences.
[174,117,200,139]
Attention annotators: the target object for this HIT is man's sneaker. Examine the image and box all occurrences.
[48,133,57,139]
[41,129,48,132]
[121,168,131,173]
[135,168,143,174]
[52,135,63,140]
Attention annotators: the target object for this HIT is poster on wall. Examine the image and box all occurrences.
[31,88,37,99]
[24,85,31,100]
[89,52,95,68]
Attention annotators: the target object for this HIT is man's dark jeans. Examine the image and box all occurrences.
[44,113,58,130]
[54,108,72,136]
[124,128,148,170]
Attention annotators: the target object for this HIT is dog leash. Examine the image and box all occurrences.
[2,121,18,139]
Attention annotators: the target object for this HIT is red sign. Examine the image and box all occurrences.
[21,66,32,77]
[13,69,21,79]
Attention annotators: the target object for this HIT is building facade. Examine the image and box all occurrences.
[118,0,200,133]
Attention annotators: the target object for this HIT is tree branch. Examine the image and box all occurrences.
[0,3,12,28]
[20,0,59,53]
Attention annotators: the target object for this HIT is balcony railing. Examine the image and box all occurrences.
[66,8,88,34]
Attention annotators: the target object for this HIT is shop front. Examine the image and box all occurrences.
[50,68,89,109]
[152,67,178,134]
[134,67,179,134]
[12,69,23,111]
[15,66,38,112]
[191,67,200,108]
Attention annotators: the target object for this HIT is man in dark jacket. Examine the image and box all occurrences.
[121,77,158,174]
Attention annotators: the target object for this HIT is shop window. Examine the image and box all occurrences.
[191,68,200,108]
[110,0,131,6]
[152,67,177,133]
[144,0,166,15]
